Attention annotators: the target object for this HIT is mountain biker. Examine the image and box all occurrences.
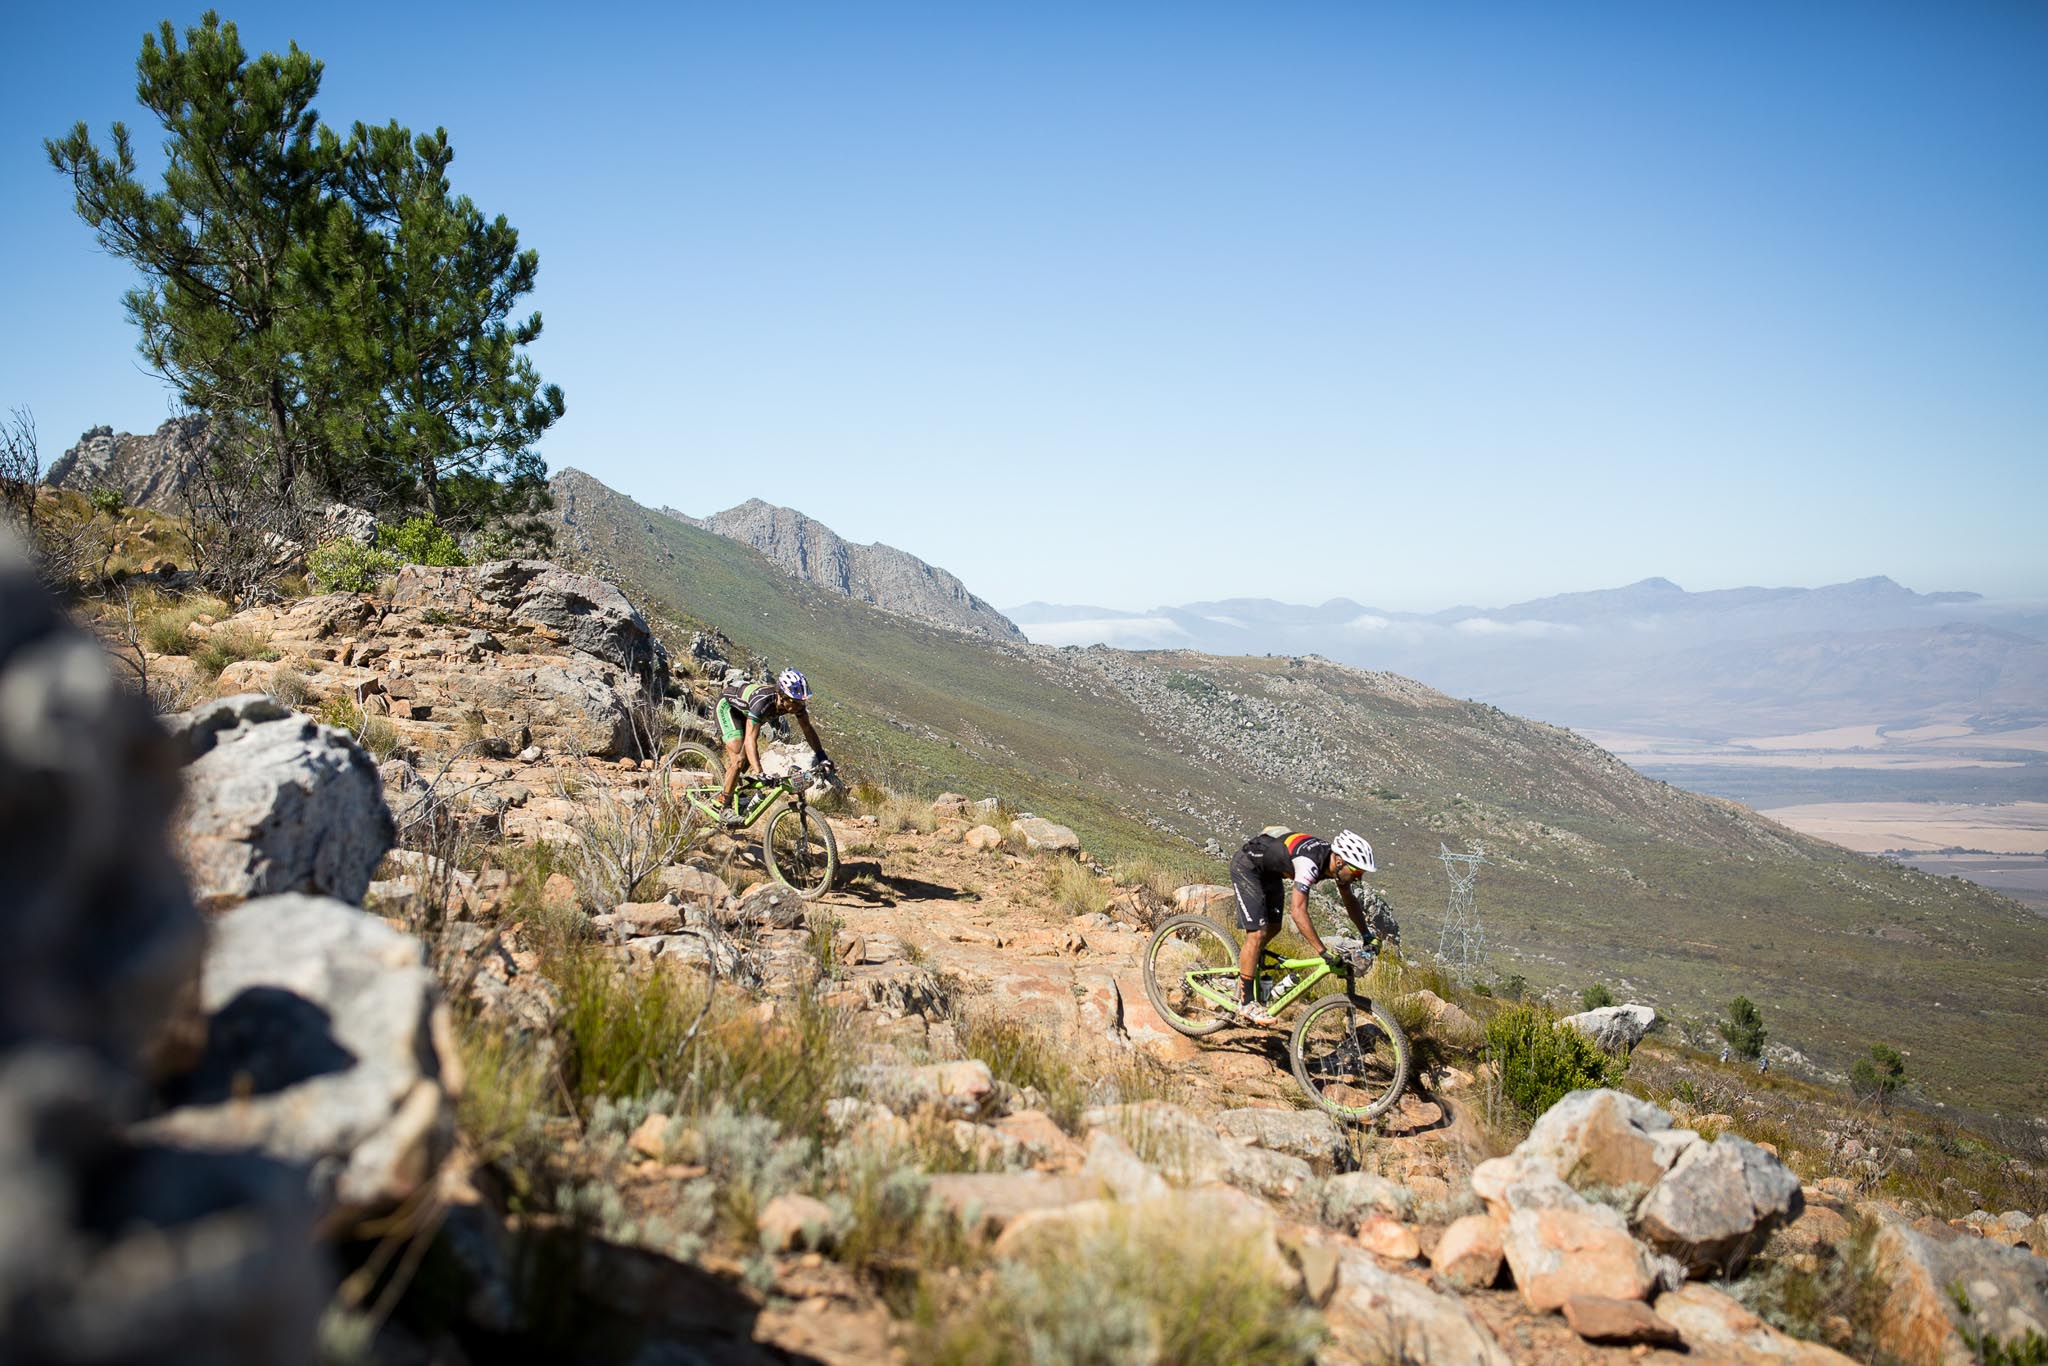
[1228,827,1390,1026]
[716,668,831,824]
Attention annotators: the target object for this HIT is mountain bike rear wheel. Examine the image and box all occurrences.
[669,741,724,837]
[1289,994,1409,1123]
[1142,914,1242,1038]
[765,801,838,897]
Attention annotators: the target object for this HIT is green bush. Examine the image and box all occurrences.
[308,539,399,593]
[377,515,468,567]
[1850,1044,1908,1111]
[1581,983,1616,1010]
[1485,1003,1626,1122]
[87,486,124,518]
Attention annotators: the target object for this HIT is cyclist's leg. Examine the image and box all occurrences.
[715,701,747,807]
[1230,856,1281,1018]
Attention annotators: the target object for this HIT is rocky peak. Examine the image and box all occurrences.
[45,415,211,508]
[698,495,1024,642]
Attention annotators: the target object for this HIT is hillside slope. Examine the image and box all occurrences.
[549,469,2048,1117]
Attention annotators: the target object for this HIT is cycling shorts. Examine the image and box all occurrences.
[1228,850,1288,933]
[716,698,747,744]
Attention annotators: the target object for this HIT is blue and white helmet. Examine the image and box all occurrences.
[776,668,811,701]
[1332,829,1376,874]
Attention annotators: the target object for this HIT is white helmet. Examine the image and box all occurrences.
[776,668,811,701]
[1332,829,1376,874]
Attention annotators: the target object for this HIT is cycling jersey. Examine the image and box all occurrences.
[716,680,783,743]
[1227,830,1335,932]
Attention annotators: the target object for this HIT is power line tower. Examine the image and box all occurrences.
[1437,842,1487,973]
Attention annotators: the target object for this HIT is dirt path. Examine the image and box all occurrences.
[808,820,1477,1196]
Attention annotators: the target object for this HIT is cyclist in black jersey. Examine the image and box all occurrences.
[715,668,830,822]
[1227,827,1385,1025]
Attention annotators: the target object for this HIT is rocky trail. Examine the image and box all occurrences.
[6,548,2045,1364]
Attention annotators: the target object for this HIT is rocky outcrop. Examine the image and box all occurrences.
[1322,1248,1512,1365]
[145,893,459,1222]
[697,497,1025,641]
[1867,1216,2048,1365]
[45,416,210,508]
[0,541,324,1364]
[173,694,396,911]
[1561,1003,1657,1053]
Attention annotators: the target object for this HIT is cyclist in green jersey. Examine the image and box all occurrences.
[715,668,831,823]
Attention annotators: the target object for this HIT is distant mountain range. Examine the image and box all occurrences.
[1010,578,2048,739]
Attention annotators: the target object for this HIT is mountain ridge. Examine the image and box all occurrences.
[647,487,1023,643]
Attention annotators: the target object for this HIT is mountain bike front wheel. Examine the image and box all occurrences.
[1141,914,1242,1038]
[1289,994,1410,1123]
[765,801,838,897]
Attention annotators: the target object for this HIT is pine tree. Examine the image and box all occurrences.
[1717,996,1768,1060]
[46,13,340,501]
[48,12,562,534]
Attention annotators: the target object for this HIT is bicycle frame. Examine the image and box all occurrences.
[1180,942,1363,1017]
[678,774,797,830]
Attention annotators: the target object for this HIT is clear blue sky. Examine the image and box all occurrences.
[6,2,2045,611]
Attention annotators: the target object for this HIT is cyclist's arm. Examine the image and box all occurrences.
[1337,881,1373,941]
[1286,884,1330,957]
[792,706,825,758]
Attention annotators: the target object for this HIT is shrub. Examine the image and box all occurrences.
[138,595,230,655]
[1850,1044,1908,1112]
[1044,857,1105,918]
[377,514,468,567]
[920,1201,1323,1364]
[1581,983,1616,1011]
[264,667,312,709]
[1485,1003,1626,1123]
[316,695,399,760]
[1493,973,1527,1002]
[87,486,124,518]
[190,624,274,679]
[308,539,399,593]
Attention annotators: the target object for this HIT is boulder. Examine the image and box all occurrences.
[1654,1284,1860,1363]
[757,1193,839,1253]
[1635,1134,1803,1276]
[1401,989,1483,1046]
[0,546,324,1363]
[1867,1216,2048,1365]
[855,1060,997,1119]
[1490,1089,1700,1210]
[1503,1203,1665,1312]
[1561,1295,1683,1346]
[1081,1130,1168,1202]
[731,881,808,931]
[927,1171,1100,1238]
[1214,1106,1350,1173]
[1356,1215,1422,1262]
[653,864,735,908]
[144,893,458,1221]
[174,695,396,911]
[964,824,1004,850]
[1320,1171,1416,1227]
[1322,1249,1512,1365]
[1430,1213,1506,1290]
[993,1109,1083,1167]
[1086,1100,1315,1204]
[1010,816,1080,854]
[1172,884,1236,917]
[1559,1003,1658,1053]
[601,901,685,937]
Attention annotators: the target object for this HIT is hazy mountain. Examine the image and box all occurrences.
[45,417,209,508]
[1011,577,2048,740]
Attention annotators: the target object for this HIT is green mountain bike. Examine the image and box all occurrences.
[1142,916,1409,1122]
[669,742,840,897]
